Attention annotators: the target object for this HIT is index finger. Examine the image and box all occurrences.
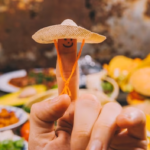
[55,39,78,101]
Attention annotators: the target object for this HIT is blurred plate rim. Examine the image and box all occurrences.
[0,68,56,93]
[0,70,27,93]
[0,105,28,132]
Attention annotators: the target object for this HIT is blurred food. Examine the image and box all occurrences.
[0,85,46,106]
[104,54,150,93]
[0,108,19,128]
[24,88,112,113]
[133,54,150,71]
[104,55,142,92]
[86,70,119,101]
[0,106,28,132]
[0,139,24,150]
[9,68,57,89]
[20,121,30,141]
[19,87,37,98]
[0,130,25,150]
[127,67,150,105]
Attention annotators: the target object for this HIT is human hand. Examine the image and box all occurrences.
[29,94,147,150]
[29,38,147,150]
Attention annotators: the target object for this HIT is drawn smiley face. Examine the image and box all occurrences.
[63,39,73,48]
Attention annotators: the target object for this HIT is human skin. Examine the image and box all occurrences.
[56,39,78,101]
[29,94,147,150]
[29,39,147,150]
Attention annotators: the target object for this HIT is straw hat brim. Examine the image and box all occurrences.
[32,25,106,44]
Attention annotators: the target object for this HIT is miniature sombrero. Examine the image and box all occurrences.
[32,19,106,44]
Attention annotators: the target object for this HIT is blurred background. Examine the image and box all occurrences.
[0,0,150,72]
[0,1,150,149]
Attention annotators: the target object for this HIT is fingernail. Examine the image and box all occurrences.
[89,140,102,150]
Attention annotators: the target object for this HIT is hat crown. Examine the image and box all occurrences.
[61,19,77,26]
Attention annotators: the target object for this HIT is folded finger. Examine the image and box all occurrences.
[87,102,122,150]
[30,94,71,134]
[71,94,101,150]
[116,107,147,140]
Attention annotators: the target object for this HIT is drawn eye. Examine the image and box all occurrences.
[70,39,72,41]
[64,39,67,41]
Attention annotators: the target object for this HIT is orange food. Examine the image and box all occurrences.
[0,108,19,128]
[129,91,145,101]
[20,121,30,141]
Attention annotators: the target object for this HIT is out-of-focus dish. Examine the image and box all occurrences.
[0,85,47,106]
[0,70,26,93]
[127,67,150,105]
[0,106,28,131]
[24,88,112,113]
[0,68,57,93]
[103,55,141,92]
[0,130,28,150]
[0,108,19,128]
[104,54,150,93]
[20,121,30,141]
[9,68,57,89]
[86,70,119,101]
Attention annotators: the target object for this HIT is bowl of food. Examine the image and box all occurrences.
[0,106,28,131]
[127,67,150,105]
[85,70,119,101]
[0,68,57,93]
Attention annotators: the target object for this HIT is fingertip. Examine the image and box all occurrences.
[116,108,146,128]
[58,94,71,106]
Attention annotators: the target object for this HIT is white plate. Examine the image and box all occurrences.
[0,106,28,131]
[0,70,27,93]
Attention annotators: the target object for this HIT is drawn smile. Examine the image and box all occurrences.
[63,43,73,48]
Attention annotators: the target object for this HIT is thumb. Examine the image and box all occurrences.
[30,94,71,133]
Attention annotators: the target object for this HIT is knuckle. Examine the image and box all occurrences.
[78,94,100,106]
[30,102,41,118]
[104,102,121,109]
[104,102,122,112]
[73,130,90,139]
[96,120,114,130]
